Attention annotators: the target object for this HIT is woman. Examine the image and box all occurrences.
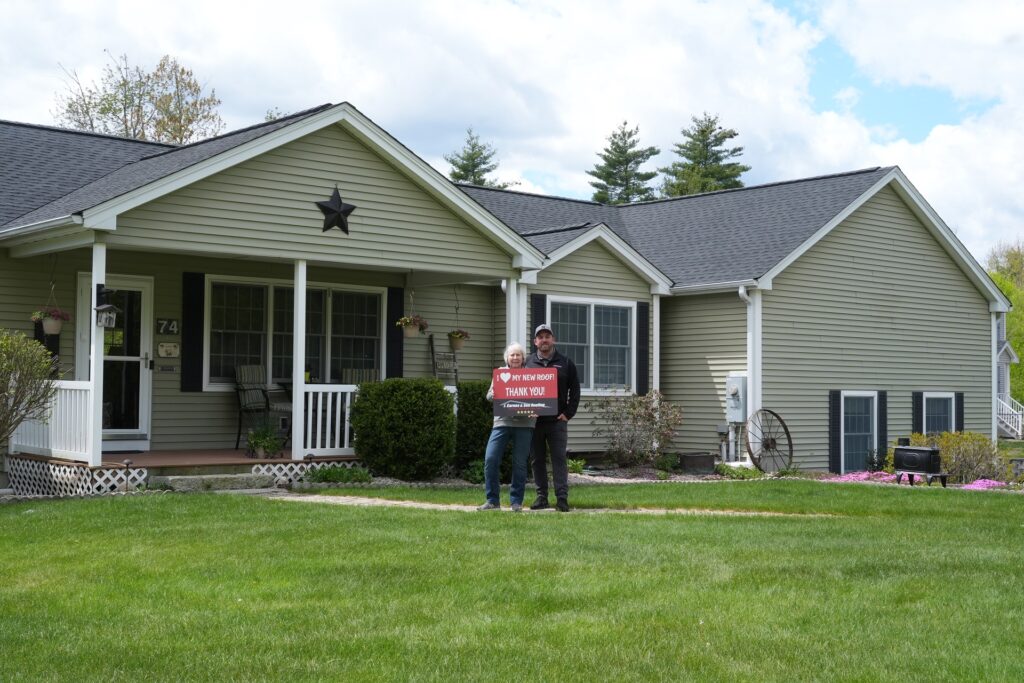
[478,342,536,512]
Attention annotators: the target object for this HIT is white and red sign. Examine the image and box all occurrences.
[492,368,558,416]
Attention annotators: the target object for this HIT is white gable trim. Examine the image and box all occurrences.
[542,223,672,295]
[999,340,1020,364]
[758,168,1010,312]
[78,103,544,269]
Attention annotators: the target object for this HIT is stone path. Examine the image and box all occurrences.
[271,492,833,518]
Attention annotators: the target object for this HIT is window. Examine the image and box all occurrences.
[206,279,383,388]
[549,297,634,391]
[841,391,876,473]
[209,283,266,383]
[923,392,955,434]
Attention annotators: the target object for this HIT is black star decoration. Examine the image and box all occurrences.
[316,186,357,234]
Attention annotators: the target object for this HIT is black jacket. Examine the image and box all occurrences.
[526,349,581,422]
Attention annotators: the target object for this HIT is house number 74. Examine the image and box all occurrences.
[156,319,180,335]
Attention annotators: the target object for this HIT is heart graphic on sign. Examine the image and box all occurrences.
[499,371,512,383]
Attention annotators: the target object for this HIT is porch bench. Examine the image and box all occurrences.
[235,365,291,450]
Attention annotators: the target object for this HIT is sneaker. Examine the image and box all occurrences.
[511,503,523,512]
[529,497,550,510]
[476,502,500,511]
[556,498,570,512]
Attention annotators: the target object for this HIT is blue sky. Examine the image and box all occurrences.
[1,0,1022,260]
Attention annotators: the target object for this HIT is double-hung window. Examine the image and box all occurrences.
[923,392,955,434]
[549,297,634,392]
[841,390,877,473]
[206,279,383,389]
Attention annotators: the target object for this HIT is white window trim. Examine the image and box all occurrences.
[922,391,956,434]
[840,390,877,475]
[546,294,637,397]
[202,274,387,391]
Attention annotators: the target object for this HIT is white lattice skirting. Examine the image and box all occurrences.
[252,459,363,484]
[6,456,148,497]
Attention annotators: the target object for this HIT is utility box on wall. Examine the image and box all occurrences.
[725,373,747,423]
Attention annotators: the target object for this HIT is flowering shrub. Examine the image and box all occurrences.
[586,391,683,467]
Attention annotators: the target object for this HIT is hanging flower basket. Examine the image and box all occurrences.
[448,329,470,351]
[31,307,70,335]
[396,315,429,337]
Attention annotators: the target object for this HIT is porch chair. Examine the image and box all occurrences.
[428,334,459,386]
[234,365,291,450]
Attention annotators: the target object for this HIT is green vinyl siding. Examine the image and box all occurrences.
[762,186,992,469]
[531,240,655,452]
[112,125,514,278]
[660,292,747,454]
[401,284,503,381]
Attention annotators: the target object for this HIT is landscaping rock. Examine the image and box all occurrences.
[149,474,277,492]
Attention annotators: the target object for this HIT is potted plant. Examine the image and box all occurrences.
[246,423,283,459]
[448,328,470,350]
[31,307,71,335]
[396,314,429,338]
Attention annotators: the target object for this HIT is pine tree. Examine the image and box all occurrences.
[659,113,751,197]
[586,121,660,204]
[443,128,513,188]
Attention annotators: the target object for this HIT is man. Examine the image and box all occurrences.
[527,323,581,512]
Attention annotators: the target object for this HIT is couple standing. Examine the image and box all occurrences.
[479,324,581,512]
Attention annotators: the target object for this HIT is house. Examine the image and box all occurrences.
[0,102,1015,491]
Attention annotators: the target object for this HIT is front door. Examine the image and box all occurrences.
[77,274,154,451]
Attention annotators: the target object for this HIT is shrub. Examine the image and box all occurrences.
[350,378,455,480]
[0,330,57,446]
[909,431,1001,484]
[654,452,679,472]
[567,458,586,475]
[305,465,372,484]
[461,460,485,484]
[586,391,684,467]
[455,380,493,469]
[714,463,763,480]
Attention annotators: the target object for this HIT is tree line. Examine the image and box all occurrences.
[444,114,750,201]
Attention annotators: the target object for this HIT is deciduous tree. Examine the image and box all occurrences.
[587,121,660,204]
[660,112,750,196]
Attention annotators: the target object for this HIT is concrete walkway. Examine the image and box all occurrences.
[271,492,833,517]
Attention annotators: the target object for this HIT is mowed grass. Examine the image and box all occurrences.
[0,482,1021,682]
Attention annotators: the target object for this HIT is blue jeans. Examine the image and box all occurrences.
[483,426,533,505]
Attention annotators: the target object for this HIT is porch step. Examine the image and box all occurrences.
[149,473,278,492]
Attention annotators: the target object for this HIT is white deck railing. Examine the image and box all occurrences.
[301,384,358,456]
[997,393,1023,439]
[10,380,92,461]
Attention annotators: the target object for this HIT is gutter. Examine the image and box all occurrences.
[671,279,758,296]
[0,214,83,240]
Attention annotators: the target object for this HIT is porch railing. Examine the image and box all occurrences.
[997,393,1023,439]
[301,384,358,456]
[10,380,93,461]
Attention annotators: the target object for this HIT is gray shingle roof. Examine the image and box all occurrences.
[1,104,333,229]
[0,122,172,225]
[461,168,893,288]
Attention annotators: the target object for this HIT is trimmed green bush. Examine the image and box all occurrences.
[909,431,1002,484]
[714,463,763,480]
[350,378,455,481]
[455,380,492,469]
[305,465,371,484]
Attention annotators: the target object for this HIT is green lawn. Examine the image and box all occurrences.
[1,482,1022,681]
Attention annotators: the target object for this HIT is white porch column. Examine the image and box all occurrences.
[88,242,106,466]
[518,282,529,343]
[291,260,307,460]
[652,294,661,391]
[505,277,518,345]
[992,312,998,442]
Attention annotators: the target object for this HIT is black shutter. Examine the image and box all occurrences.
[877,391,888,457]
[636,301,650,395]
[955,392,965,432]
[385,287,404,379]
[911,392,923,434]
[181,272,205,392]
[530,293,547,351]
[828,390,841,474]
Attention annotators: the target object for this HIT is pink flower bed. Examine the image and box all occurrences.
[961,479,1007,490]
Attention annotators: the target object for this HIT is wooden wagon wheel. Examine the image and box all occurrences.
[745,408,793,473]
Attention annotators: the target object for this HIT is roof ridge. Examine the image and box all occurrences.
[135,103,335,161]
[458,182,606,206]
[621,167,890,208]
[0,119,177,148]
